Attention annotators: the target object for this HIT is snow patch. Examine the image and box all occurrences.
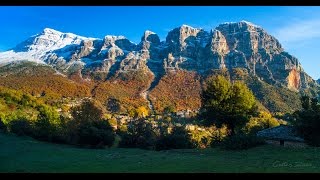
[220,21,261,29]
[181,24,195,29]
[240,20,261,28]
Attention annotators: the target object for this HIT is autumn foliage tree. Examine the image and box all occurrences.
[70,99,115,148]
[201,75,257,135]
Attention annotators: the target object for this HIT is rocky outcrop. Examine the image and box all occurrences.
[287,68,300,91]
[163,25,210,72]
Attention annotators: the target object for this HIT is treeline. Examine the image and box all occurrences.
[0,75,287,150]
[0,96,115,148]
[0,75,91,101]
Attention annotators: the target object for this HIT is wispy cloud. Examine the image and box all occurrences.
[274,18,320,45]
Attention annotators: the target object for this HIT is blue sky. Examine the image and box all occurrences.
[0,6,319,79]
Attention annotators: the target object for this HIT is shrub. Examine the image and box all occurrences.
[33,107,59,141]
[244,111,280,134]
[119,120,158,150]
[188,125,229,149]
[136,106,149,118]
[0,118,5,130]
[164,105,176,114]
[106,98,121,113]
[155,136,176,151]
[107,117,117,129]
[164,116,172,122]
[71,99,103,124]
[221,134,265,150]
[77,121,115,148]
[118,124,128,134]
[189,128,213,149]
[50,116,70,144]
[155,126,192,151]
[69,100,116,148]
[211,124,229,143]
[9,118,33,136]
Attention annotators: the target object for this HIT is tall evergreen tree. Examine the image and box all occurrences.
[201,75,256,135]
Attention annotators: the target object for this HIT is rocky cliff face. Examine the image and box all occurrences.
[0,21,319,113]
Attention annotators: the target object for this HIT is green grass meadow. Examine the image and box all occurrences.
[0,133,319,173]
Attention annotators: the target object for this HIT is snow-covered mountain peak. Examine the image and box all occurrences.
[102,35,133,49]
[140,30,160,45]
[41,28,93,40]
[181,24,195,29]
[42,27,63,35]
[144,30,156,35]
[0,28,96,66]
[12,28,93,53]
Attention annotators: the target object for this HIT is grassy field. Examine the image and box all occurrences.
[0,132,320,173]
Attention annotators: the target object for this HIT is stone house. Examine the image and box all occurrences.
[257,125,306,147]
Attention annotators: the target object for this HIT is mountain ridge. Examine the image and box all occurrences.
[0,21,319,114]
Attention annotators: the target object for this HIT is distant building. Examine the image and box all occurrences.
[257,125,306,147]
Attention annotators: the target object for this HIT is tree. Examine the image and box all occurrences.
[34,105,61,141]
[119,119,158,149]
[127,106,149,119]
[201,75,256,135]
[0,118,5,130]
[70,99,115,148]
[301,95,311,110]
[71,99,103,124]
[137,106,149,118]
[9,118,33,136]
[155,126,193,150]
[295,96,320,146]
[163,105,176,114]
[106,97,121,113]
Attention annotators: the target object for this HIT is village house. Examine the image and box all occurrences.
[257,125,306,147]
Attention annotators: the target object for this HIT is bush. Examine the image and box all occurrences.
[244,111,280,134]
[69,100,116,148]
[0,119,5,130]
[119,120,158,150]
[189,127,213,149]
[9,118,33,136]
[155,136,176,151]
[33,111,57,141]
[187,125,229,149]
[49,116,70,144]
[164,105,176,114]
[107,117,117,129]
[77,121,115,148]
[117,124,128,134]
[155,126,192,151]
[221,134,265,150]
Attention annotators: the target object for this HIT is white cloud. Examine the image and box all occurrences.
[274,18,320,45]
